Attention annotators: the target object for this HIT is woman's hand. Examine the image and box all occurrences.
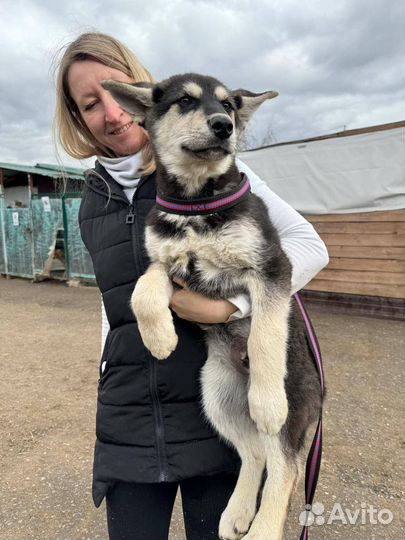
[170,277,237,324]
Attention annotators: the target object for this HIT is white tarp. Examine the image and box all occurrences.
[239,126,405,214]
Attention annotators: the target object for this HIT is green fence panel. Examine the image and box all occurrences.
[3,207,34,278]
[31,198,64,276]
[0,197,6,274]
[63,197,95,280]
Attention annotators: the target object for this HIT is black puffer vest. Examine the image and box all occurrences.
[79,162,238,507]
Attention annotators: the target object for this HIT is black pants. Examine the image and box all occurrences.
[106,473,237,540]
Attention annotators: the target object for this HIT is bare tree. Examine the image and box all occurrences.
[237,125,278,151]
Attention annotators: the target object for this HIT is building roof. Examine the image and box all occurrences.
[0,162,85,180]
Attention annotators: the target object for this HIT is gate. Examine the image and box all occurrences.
[0,194,95,282]
[31,197,65,279]
[3,207,34,278]
[63,197,95,280]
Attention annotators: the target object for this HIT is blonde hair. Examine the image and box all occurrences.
[53,32,156,175]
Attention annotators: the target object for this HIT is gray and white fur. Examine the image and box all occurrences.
[102,74,323,540]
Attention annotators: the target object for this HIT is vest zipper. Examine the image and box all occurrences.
[126,204,135,224]
[149,357,169,481]
[87,170,169,480]
[129,192,169,482]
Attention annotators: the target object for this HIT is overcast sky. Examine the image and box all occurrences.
[0,0,404,168]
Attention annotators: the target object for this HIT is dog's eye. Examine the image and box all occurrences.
[178,96,193,106]
[222,100,233,112]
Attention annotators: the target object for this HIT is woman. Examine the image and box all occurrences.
[54,32,329,540]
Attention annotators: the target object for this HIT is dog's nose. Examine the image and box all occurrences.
[208,115,233,139]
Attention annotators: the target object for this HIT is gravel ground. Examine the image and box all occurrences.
[0,276,404,540]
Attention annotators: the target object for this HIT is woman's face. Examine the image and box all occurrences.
[68,59,149,157]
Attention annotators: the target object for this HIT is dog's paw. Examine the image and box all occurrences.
[146,329,178,360]
[248,384,288,436]
[219,503,254,540]
[138,310,178,360]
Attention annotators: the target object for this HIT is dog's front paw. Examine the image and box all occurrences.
[138,309,178,360]
[219,501,255,540]
[248,383,288,436]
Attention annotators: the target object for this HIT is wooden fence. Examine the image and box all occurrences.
[304,210,405,299]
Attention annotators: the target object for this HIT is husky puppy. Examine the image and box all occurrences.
[102,74,322,540]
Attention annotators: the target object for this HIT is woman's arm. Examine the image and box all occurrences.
[101,297,110,352]
[170,277,238,323]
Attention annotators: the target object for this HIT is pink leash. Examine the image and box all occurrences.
[293,293,325,540]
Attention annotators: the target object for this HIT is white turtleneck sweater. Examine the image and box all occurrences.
[98,153,329,349]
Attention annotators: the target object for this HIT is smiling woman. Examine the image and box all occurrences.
[54,32,156,173]
[53,31,328,540]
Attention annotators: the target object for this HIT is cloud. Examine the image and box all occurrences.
[0,0,403,166]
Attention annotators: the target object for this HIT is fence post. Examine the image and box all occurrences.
[27,173,35,278]
[61,195,71,281]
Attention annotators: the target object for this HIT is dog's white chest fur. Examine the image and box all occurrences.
[145,215,264,277]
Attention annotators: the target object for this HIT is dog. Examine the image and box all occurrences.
[102,74,323,539]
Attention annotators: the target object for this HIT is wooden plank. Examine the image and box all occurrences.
[320,233,404,247]
[305,279,405,299]
[317,269,404,285]
[314,222,404,234]
[327,245,404,260]
[299,290,405,320]
[327,257,405,272]
[304,210,405,223]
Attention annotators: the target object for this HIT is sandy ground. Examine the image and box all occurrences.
[0,276,404,540]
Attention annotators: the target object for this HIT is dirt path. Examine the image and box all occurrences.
[0,277,403,539]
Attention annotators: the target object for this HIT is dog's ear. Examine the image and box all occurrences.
[232,89,278,130]
[101,80,154,124]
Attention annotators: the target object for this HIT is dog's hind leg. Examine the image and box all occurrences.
[241,435,299,540]
[201,345,265,540]
[219,432,266,540]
